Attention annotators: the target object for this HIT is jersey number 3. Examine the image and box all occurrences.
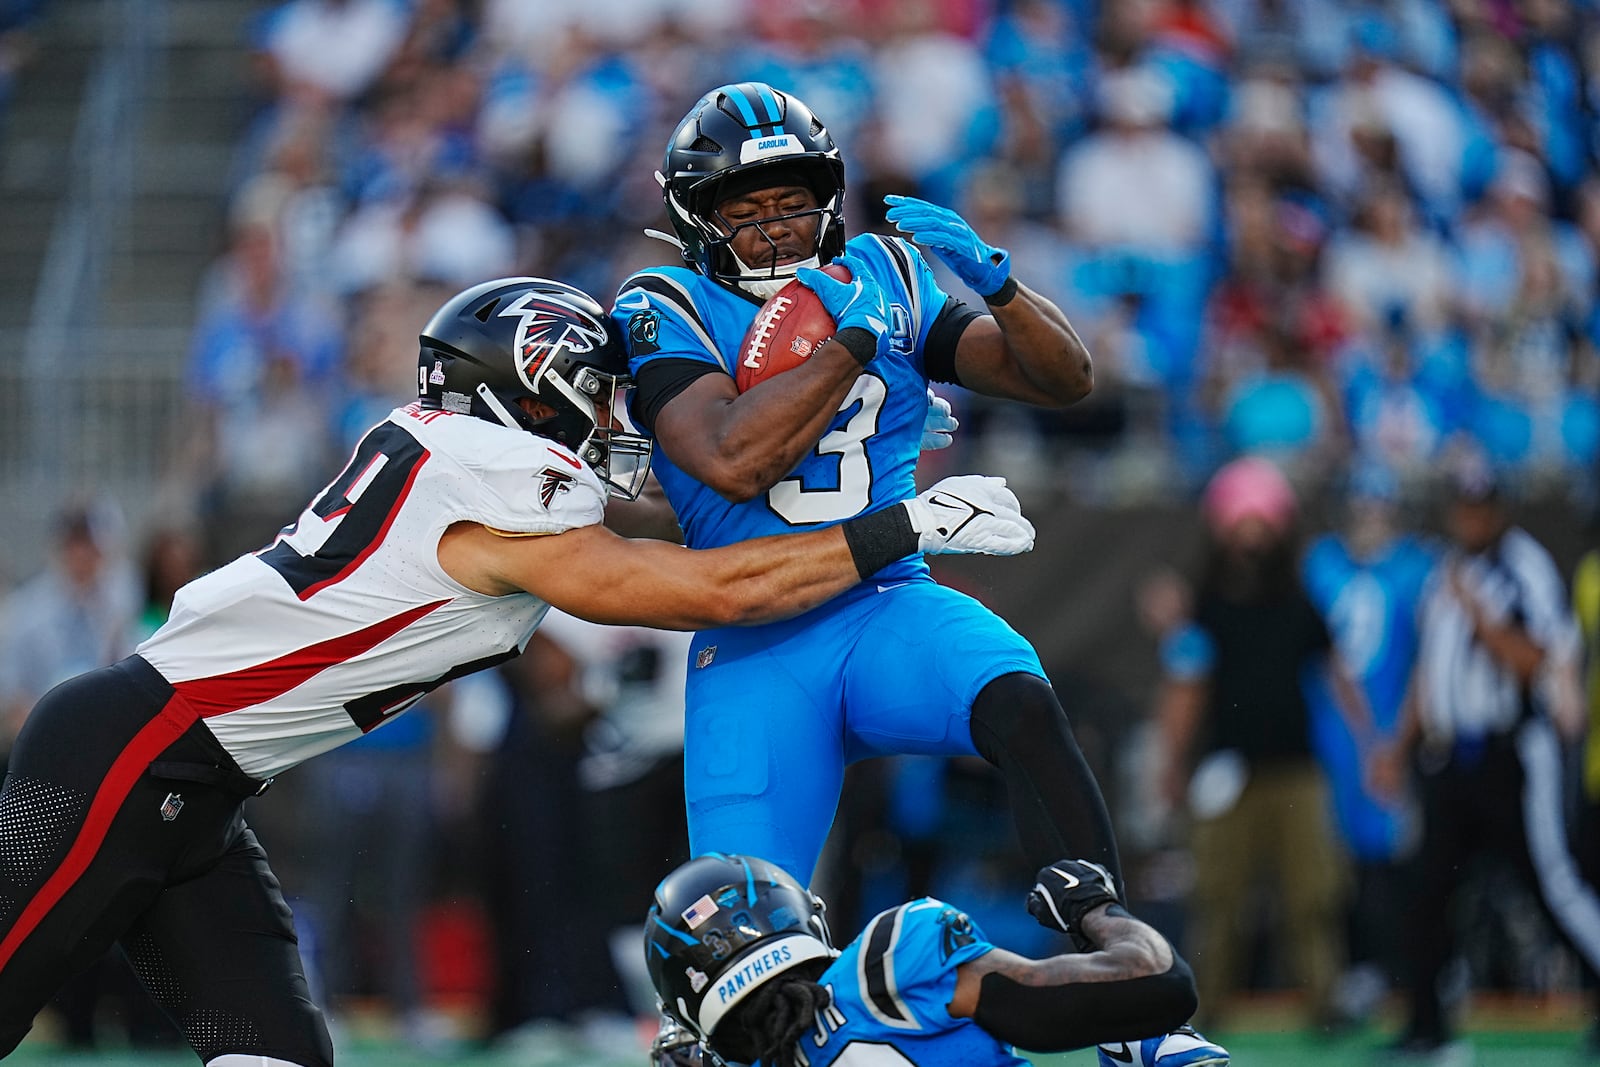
[767,374,886,525]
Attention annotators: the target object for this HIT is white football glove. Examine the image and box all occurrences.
[920,388,959,451]
[903,475,1034,556]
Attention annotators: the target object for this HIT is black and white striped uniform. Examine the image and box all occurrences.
[1405,525,1594,1042]
[0,404,606,1065]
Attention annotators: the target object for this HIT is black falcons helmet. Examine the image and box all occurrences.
[645,854,835,1056]
[662,82,846,291]
[417,277,651,499]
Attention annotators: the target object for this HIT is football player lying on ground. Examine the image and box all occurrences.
[646,853,1206,1067]
[0,277,1035,1067]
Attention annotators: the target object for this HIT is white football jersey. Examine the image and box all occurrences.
[137,403,606,778]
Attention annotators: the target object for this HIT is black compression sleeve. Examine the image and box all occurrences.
[969,674,1124,893]
[924,296,983,385]
[840,506,918,579]
[632,358,724,433]
[971,955,1197,1052]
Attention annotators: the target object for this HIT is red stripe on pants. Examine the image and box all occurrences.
[0,599,450,975]
[0,698,197,974]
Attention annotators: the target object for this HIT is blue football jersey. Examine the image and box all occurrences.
[764,898,1030,1067]
[613,234,956,585]
[1302,532,1437,858]
[1303,533,1436,728]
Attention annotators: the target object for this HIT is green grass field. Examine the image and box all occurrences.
[8,1027,1596,1066]
[10,996,1597,1065]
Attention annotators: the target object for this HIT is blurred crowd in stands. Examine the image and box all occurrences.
[175,0,1600,540]
[4,0,1600,1057]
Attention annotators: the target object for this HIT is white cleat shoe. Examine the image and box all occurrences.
[1098,1024,1230,1067]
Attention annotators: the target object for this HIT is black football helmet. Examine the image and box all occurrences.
[645,854,835,1062]
[418,277,652,499]
[662,82,846,297]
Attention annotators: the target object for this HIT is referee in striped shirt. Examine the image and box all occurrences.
[1374,467,1593,1059]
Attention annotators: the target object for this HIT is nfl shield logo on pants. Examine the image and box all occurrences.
[159,792,184,822]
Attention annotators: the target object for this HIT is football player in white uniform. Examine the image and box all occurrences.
[0,277,1034,1067]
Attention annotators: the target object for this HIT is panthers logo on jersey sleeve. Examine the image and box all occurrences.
[850,899,995,1033]
[796,898,1026,1067]
[614,267,733,377]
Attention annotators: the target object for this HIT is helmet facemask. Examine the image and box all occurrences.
[418,277,653,500]
[515,361,653,502]
[671,167,844,301]
[661,83,847,300]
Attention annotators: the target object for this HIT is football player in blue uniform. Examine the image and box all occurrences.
[1302,465,1434,860]
[645,852,1208,1067]
[612,82,1227,1067]
[1301,463,1435,1013]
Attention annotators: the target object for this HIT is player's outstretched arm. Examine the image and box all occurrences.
[438,476,1033,630]
[944,859,1197,1051]
[884,194,1092,408]
[600,473,684,542]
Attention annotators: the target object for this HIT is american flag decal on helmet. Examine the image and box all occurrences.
[538,467,575,507]
[498,291,606,385]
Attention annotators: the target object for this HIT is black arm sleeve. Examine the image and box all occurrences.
[632,358,726,434]
[971,954,1197,1053]
[923,296,984,386]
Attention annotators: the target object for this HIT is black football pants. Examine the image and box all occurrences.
[1404,720,1600,1043]
[0,655,331,1066]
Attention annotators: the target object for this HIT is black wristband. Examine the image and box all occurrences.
[840,505,918,579]
[832,327,878,367]
[983,275,1019,308]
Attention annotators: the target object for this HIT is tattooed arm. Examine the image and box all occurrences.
[946,903,1198,1052]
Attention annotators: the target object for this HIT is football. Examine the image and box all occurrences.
[734,263,850,392]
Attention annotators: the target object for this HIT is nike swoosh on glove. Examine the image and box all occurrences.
[796,253,892,362]
[920,388,959,451]
[1027,858,1119,952]
[884,194,1011,297]
[902,475,1033,556]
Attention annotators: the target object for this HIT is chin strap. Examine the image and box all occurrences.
[644,227,685,251]
[727,251,821,301]
[475,383,524,431]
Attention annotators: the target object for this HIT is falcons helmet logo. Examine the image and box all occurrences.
[538,467,575,507]
[498,291,607,386]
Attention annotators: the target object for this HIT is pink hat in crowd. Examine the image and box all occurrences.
[1201,456,1297,535]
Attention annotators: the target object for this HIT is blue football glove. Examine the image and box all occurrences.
[884,194,1011,298]
[921,388,958,451]
[796,253,891,363]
